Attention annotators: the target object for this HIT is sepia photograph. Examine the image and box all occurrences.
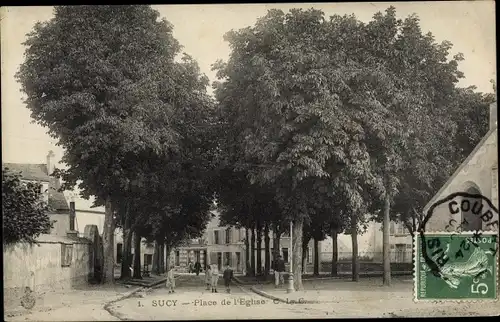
[1,2,498,320]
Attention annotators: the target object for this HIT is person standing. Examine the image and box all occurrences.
[273,255,285,288]
[210,263,219,293]
[205,265,212,290]
[223,264,234,294]
[194,261,201,276]
[166,265,176,293]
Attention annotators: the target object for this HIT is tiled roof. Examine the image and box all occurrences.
[3,162,69,211]
[3,163,50,181]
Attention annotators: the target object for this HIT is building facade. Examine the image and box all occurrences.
[171,210,318,274]
[320,219,413,264]
[63,191,155,271]
[4,150,71,236]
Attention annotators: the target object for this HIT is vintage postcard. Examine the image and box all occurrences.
[2,2,498,320]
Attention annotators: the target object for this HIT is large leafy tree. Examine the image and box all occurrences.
[215,6,481,289]
[112,53,218,279]
[214,8,383,290]
[16,5,183,284]
[325,7,466,285]
[2,167,53,245]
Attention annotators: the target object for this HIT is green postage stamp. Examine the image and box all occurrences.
[414,232,498,301]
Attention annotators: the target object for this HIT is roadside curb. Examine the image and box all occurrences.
[104,277,168,321]
[232,275,273,286]
[249,286,320,304]
[302,272,412,281]
[235,272,411,284]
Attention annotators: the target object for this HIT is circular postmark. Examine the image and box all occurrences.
[416,192,499,300]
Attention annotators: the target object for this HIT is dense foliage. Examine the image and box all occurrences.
[2,167,52,245]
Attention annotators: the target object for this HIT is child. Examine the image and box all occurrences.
[210,263,219,293]
[166,265,176,293]
[223,264,234,294]
[205,265,212,290]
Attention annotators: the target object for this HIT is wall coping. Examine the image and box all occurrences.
[36,233,91,244]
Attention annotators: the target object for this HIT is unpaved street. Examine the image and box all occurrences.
[108,275,500,319]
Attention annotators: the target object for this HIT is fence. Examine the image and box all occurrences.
[318,250,413,263]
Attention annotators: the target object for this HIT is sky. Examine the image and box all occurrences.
[1,2,497,167]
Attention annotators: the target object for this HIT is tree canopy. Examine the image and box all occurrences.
[16,5,217,282]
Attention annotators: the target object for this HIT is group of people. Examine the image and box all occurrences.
[165,263,234,294]
[165,254,286,294]
[205,263,234,293]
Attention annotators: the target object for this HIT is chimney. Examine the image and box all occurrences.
[67,201,78,238]
[46,150,55,176]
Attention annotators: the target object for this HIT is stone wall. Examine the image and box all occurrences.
[3,234,91,309]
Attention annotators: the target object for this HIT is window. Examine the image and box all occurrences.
[175,251,180,266]
[117,243,123,264]
[226,228,232,243]
[236,252,241,266]
[214,231,220,244]
[225,252,231,266]
[61,244,73,267]
[195,251,201,262]
[282,248,289,263]
[144,254,153,266]
[406,244,412,249]
[390,222,406,235]
[395,244,405,263]
[307,247,313,264]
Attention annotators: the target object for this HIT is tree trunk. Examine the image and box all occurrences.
[273,228,281,260]
[256,222,262,276]
[331,228,338,277]
[264,223,270,278]
[301,239,309,275]
[351,215,359,282]
[133,231,142,279]
[245,228,250,276]
[120,208,133,280]
[292,218,304,291]
[250,227,256,276]
[383,193,391,286]
[313,238,319,276]
[152,241,160,275]
[165,242,171,273]
[102,197,115,284]
[159,243,165,274]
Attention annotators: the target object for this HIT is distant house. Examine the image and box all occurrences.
[424,102,498,231]
[320,219,413,264]
[62,191,155,270]
[171,210,317,274]
[3,150,71,236]
[3,151,94,305]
